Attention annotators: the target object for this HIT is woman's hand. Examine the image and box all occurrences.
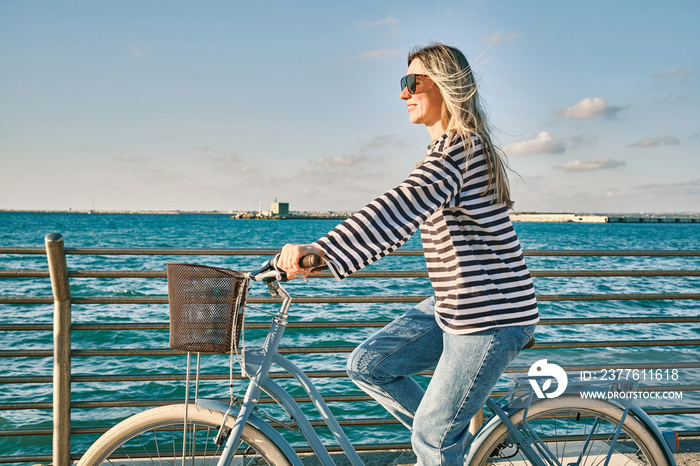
[279,243,325,279]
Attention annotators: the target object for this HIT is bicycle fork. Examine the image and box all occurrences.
[218,382,264,462]
[217,290,292,465]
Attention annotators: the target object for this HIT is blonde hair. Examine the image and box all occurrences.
[409,43,513,209]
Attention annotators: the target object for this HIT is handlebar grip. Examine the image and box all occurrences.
[299,254,325,269]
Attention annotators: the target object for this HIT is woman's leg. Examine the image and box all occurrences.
[411,324,536,465]
[346,297,444,429]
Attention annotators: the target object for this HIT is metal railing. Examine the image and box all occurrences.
[0,235,699,464]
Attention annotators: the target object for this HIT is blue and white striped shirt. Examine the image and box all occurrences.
[314,132,539,334]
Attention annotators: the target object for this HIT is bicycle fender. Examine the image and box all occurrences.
[463,410,507,465]
[196,398,303,466]
[628,404,677,466]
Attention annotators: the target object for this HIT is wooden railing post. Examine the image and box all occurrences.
[469,409,484,436]
[45,233,71,465]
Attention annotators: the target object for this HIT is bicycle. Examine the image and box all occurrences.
[77,255,680,465]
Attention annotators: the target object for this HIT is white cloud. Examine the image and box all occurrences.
[558,97,607,119]
[312,135,403,168]
[601,105,628,119]
[114,155,152,163]
[200,148,243,164]
[357,16,398,28]
[313,154,372,167]
[130,43,151,58]
[362,134,407,150]
[483,31,519,44]
[652,67,693,79]
[630,136,681,148]
[567,135,597,147]
[636,178,700,197]
[503,132,566,157]
[262,135,414,210]
[557,97,629,120]
[555,157,626,173]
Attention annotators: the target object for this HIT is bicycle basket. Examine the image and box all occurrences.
[166,263,249,353]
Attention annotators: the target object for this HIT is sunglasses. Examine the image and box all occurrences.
[400,74,429,94]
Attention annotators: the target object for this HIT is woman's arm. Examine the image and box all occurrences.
[314,146,467,279]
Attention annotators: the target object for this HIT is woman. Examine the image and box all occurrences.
[279,43,539,465]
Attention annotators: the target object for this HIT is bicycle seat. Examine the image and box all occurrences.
[523,337,535,349]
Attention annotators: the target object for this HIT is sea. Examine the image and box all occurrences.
[0,211,698,462]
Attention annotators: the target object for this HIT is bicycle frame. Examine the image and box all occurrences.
[197,277,365,466]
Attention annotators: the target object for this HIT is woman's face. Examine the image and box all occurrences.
[401,58,444,138]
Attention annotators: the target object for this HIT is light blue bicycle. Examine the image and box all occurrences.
[78,255,679,465]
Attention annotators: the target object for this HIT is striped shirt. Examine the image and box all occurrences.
[313,132,539,334]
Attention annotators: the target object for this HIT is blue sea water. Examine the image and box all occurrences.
[0,211,698,462]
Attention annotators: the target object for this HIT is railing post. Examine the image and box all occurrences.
[469,408,484,435]
[45,233,71,466]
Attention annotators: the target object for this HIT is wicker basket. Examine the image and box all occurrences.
[166,263,248,353]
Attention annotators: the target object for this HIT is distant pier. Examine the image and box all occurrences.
[510,213,699,223]
[607,215,699,223]
[510,213,608,223]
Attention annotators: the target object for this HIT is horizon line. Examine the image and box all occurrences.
[1,209,699,217]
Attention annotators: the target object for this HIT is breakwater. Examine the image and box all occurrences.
[232,211,352,220]
[607,215,700,223]
[510,213,700,223]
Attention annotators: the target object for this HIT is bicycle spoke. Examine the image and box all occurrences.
[560,411,570,463]
[152,429,161,465]
[553,411,559,461]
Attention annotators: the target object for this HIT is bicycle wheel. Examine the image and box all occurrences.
[471,394,669,466]
[77,404,294,465]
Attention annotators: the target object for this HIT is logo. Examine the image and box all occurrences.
[528,359,568,398]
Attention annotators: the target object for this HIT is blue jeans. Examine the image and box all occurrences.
[346,297,536,465]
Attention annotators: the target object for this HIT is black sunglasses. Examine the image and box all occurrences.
[400,74,429,94]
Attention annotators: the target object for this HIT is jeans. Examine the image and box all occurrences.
[346,297,536,466]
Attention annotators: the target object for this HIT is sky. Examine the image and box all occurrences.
[1,0,698,214]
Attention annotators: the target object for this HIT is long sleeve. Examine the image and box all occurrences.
[314,137,466,280]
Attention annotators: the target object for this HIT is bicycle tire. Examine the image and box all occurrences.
[471,394,669,466]
[77,403,294,465]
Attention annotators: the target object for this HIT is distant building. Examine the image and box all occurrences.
[271,199,289,216]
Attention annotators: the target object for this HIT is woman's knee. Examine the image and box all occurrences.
[346,344,372,383]
[346,343,394,385]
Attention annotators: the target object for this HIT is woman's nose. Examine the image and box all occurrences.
[400,87,410,100]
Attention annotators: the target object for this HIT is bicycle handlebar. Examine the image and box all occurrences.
[250,253,327,282]
[298,254,325,269]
